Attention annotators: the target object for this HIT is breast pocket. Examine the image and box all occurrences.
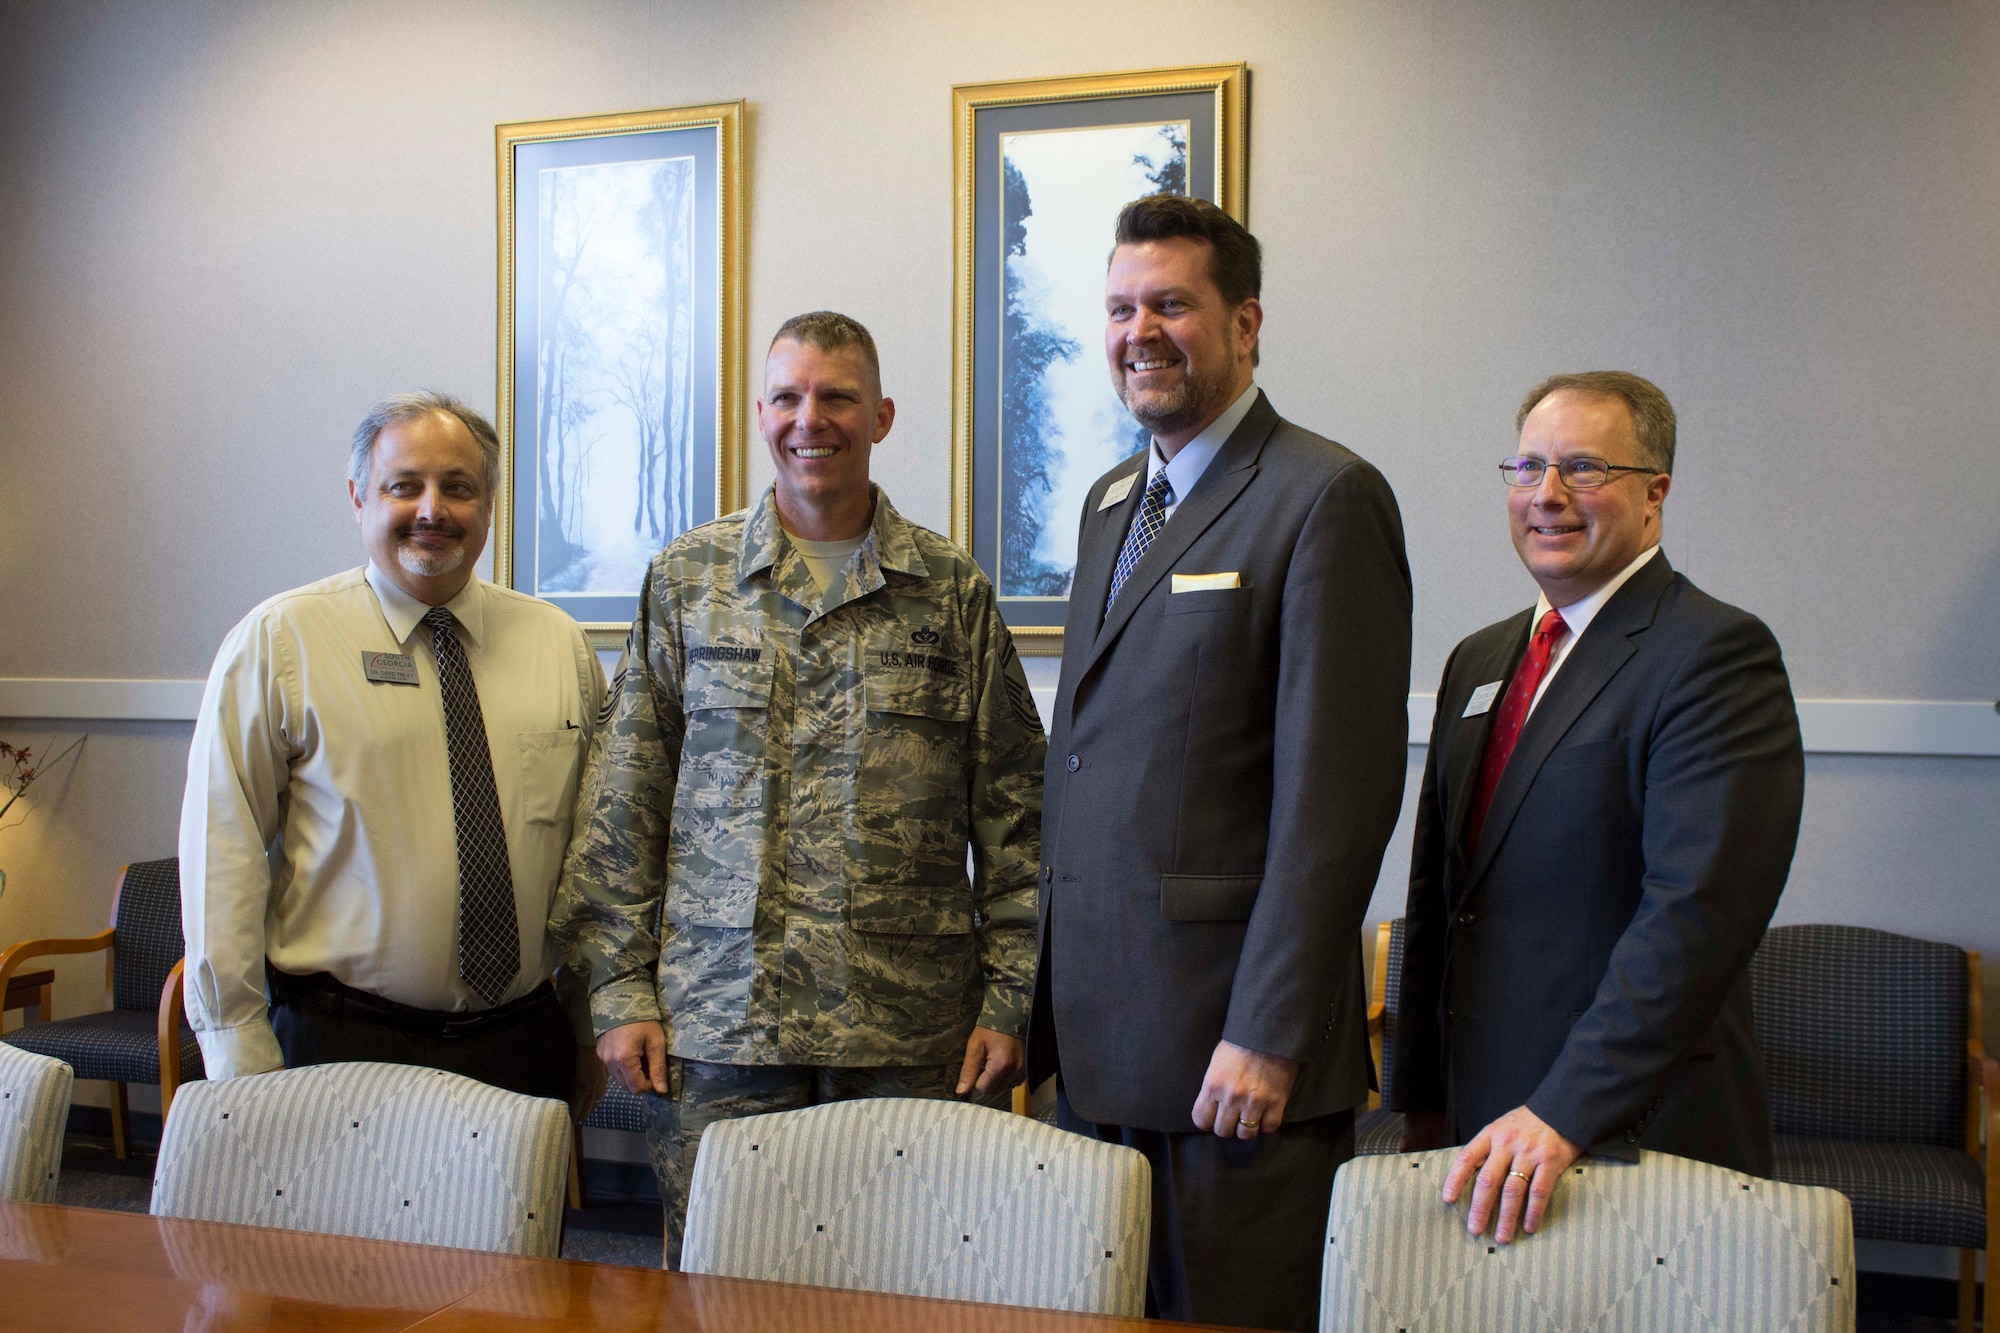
[848,668,975,935]
[517,729,584,826]
[667,657,774,930]
[1162,585,1253,617]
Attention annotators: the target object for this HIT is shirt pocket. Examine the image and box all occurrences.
[847,666,975,935]
[517,729,584,826]
[666,654,774,929]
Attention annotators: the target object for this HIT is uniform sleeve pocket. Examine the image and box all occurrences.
[517,729,584,825]
[1160,874,1262,922]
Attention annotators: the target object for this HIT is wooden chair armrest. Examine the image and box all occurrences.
[1367,999,1384,1037]
[0,930,115,996]
[160,958,188,1121]
[1970,1039,2000,1231]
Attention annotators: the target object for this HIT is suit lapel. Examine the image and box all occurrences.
[1074,393,1277,686]
[1463,554,1677,893]
[1442,617,1532,884]
[1068,456,1147,645]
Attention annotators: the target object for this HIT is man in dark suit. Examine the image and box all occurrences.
[1030,195,1412,1332]
[1391,371,1804,1247]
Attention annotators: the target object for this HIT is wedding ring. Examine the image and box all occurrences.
[1507,1170,1531,1182]
[1238,1118,1260,1131]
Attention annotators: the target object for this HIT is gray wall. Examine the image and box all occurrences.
[0,0,1994,1252]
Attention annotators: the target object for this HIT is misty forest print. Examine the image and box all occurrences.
[999,121,1187,598]
[534,155,697,596]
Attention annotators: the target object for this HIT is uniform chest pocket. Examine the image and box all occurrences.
[679,657,774,813]
[847,668,974,931]
[517,729,584,825]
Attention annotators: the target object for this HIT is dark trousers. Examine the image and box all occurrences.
[269,969,575,1104]
[1058,1084,1353,1333]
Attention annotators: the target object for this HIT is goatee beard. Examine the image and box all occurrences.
[1117,363,1235,439]
[398,540,465,579]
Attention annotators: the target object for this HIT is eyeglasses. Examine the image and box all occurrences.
[1498,455,1659,489]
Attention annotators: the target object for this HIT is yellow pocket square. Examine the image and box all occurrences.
[1171,572,1242,593]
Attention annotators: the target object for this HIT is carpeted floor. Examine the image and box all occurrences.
[55,1137,663,1268]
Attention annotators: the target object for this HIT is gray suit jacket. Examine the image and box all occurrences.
[1028,392,1413,1132]
[1388,553,1803,1174]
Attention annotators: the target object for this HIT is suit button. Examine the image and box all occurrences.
[1067,754,1080,772]
[1456,912,1477,927]
[1043,866,1053,884]
[1624,1131,1640,1144]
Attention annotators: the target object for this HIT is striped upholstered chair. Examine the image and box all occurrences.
[0,858,203,1156]
[152,1061,571,1257]
[1358,917,1408,1155]
[1321,1147,1855,1331]
[1751,924,1997,1333]
[681,1097,1151,1316]
[0,1042,72,1203]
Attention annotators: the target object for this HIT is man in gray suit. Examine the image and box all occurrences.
[1028,195,1413,1332]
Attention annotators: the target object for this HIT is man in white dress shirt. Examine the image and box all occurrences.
[180,391,604,1100]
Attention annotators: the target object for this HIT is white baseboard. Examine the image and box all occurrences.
[6,678,1997,758]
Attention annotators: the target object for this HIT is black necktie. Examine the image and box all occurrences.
[423,606,519,1005]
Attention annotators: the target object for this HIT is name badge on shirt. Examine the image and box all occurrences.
[362,651,420,685]
[1098,473,1139,510]
[1462,680,1504,717]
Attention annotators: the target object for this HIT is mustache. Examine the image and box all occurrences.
[397,521,464,539]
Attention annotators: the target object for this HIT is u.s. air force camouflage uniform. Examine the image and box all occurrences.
[550,484,1045,1265]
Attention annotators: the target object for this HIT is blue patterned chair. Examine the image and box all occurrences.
[1357,917,1407,1155]
[0,858,203,1156]
[1751,924,1998,1333]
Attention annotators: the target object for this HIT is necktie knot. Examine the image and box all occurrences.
[423,606,458,635]
[1534,608,1568,645]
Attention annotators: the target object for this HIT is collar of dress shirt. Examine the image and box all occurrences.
[1532,544,1662,639]
[366,562,489,648]
[1145,382,1260,500]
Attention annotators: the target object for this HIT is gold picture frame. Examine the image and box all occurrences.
[951,65,1247,654]
[494,101,746,641]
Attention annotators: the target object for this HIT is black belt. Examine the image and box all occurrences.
[268,968,554,1040]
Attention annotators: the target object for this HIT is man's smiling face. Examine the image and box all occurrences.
[1103,236,1259,450]
[755,337,892,522]
[1508,389,1671,605]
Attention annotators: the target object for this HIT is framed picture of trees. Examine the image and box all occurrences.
[950,66,1246,652]
[495,101,745,638]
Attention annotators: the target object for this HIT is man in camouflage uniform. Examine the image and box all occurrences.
[551,311,1045,1266]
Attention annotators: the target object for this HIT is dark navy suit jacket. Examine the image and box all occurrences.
[1389,552,1803,1173]
[1028,392,1413,1132]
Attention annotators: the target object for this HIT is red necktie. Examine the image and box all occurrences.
[1463,608,1569,857]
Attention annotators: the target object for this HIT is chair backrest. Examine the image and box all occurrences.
[1321,1148,1856,1333]
[151,1061,570,1257]
[0,1042,72,1203]
[1372,917,1407,1105]
[681,1097,1151,1317]
[1750,923,1967,1147]
[111,857,184,1013]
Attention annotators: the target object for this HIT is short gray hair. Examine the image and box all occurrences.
[348,391,501,500]
[769,310,881,386]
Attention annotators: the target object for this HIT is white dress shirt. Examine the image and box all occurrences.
[179,564,604,1079]
[1141,381,1260,523]
[1525,545,1662,719]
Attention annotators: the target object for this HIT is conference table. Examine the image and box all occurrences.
[0,1202,1236,1331]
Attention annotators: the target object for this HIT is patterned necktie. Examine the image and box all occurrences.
[1463,608,1570,857]
[422,606,520,1005]
[1105,468,1176,612]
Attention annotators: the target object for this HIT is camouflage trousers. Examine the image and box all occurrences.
[644,1058,1012,1270]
